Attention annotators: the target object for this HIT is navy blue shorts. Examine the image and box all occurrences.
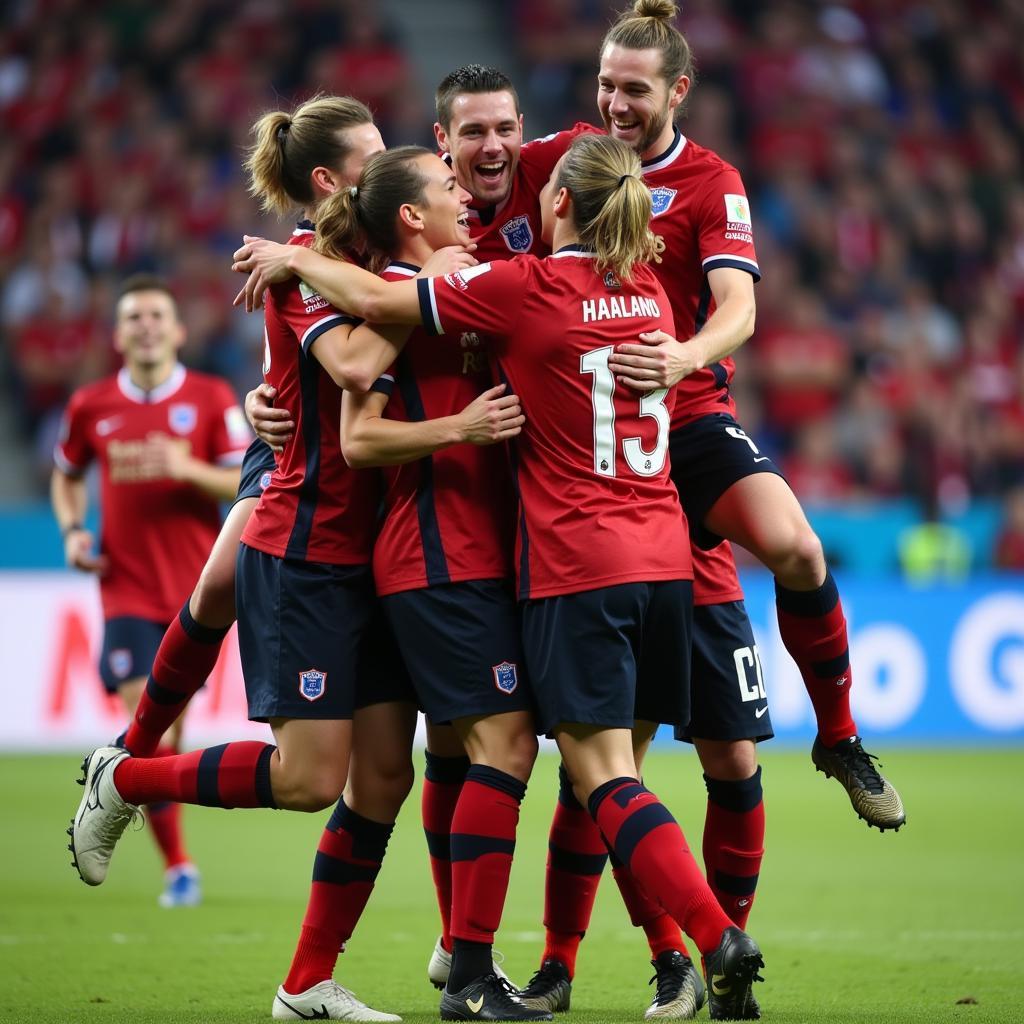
[382,580,533,725]
[99,616,167,693]
[521,580,693,735]
[233,438,276,505]
[236,545,411,722]
[675,601,774,743]
[669,413,784,549]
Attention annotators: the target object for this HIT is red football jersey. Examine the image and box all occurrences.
[454,123,598,262]
[419,249,692,599]
[369,263,514,596]
[241,225,381,565]
[55,364,250,622]
[640,129,761,428]
[692,540,744,607]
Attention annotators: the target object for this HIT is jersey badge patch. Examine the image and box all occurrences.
[650,187,678,217]
[109,648,132,679]
[724,193,751,226]
[500,215,534,253]
[259,470,272,490]
[299,668,327,702]
[603,271,621,290]
[168,403,197,435]
[492,661,519,694]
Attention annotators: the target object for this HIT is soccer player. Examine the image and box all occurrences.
[237,132,768,1017]
[52,274,250,907]
[68,95,471,1023]
[598,0,904,835]
[316,145,548,1021]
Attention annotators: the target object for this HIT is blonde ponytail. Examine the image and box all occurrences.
[312,188,363,261]
[244,94,373,215]
[557,134,658,281]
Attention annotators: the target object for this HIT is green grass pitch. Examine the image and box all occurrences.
[1,747,1021,1023]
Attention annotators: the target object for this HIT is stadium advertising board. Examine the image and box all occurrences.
[0,572,1021,749]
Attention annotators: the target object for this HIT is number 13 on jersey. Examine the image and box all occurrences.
[580,346,670,478]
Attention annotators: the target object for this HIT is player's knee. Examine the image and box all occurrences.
[190,565,235,627]
[494,728,539,782]
[278,770,346,812]
[355,758,415,813]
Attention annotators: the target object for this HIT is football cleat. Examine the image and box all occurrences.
[70,746,142,885]
[440,973,552,1022]
[703,926,764,1021]
[645,950,706,1019]
[811,735,906,831]
[158,863,202,908]
[428,936,513,990]
[273,981,402,1022]
[517,959,571,1013]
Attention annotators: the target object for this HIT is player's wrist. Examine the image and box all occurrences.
[61,522,84,539]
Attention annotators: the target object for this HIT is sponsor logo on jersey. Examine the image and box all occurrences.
[492,661,519,694]
[96,415,124,437]
[109,648,132,679]
[650,186,677,217]
[500,215,534,253]
[168,403,198,435]
[299,668,327,701]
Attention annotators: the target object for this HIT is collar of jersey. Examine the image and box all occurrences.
[293,219,315,235]
[384,261,420,276]
[641,128,687,173]
[552,244,597,259]
[117,363,187,404]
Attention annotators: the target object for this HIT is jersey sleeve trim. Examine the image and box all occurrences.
[370,373,395,397]
[702,254,761,281]
[417,279,443,336]
[53,445,86,476]
[301,313,358,355]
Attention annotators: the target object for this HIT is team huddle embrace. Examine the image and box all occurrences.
[62,2,905,1021]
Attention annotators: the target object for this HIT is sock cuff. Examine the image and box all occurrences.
[557,762,583,810]
[255,744,277,808]
[774,570,839,617]
[178,600,231,644]
[703,766,763,813]
[586,776,639,818]
[465,763,526,802]
[328,798,396,852]
[424,751,471,785]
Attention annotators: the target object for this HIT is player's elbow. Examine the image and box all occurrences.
[339,429,378,469]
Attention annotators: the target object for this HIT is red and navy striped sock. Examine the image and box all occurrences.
[284,799,394,994]
[775,571,857,746]
[541,763,609,976]
[114,741,277,808]
[589,777,731,955]
[123,602,230,757]
[702,769,765,931]
[448,765,525,990]
[421,751,470,952]
[608,847,688,958]
[145,743,190,869]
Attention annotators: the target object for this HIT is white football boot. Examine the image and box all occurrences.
[272,981,402,1021]
[427,935,514,990]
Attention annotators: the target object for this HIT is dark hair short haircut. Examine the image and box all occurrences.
[117,274,175,302]
[435,64,520,128]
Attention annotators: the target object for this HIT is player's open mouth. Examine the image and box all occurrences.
[612,119,640,132]
[456,212,470,227]
[475,161,507,181]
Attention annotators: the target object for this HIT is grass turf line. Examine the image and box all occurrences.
[0,747,1020,1023]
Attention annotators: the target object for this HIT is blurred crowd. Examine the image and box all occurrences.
[3,1,1024,567]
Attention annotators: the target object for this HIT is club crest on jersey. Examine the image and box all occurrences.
[603,271,621,290]
[649,187,677,218]
[168,403,197,435]
[500,215,534,253]
[109,648,132,679]
[492,661,519,694]
[259,470,272,490]
[298,668,327,702]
